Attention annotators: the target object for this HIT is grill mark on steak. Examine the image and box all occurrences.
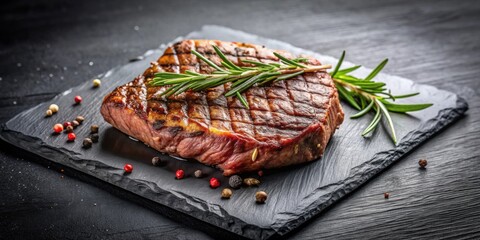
[101,39,344,175]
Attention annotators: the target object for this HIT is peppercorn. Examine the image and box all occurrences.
[45,109,53,117]
[67,133,76,141]
[221,188,233,199]
[65,125,74,133]
[210,177,220,188]
[258,170,264,177]
[384,192,390,199]
[243,178,260,187]
[151,156,161,166]
[90,125,99,133]
[418,159,427,169]
[72,120,80,128]
[63,122,72,128]
[53,123,63,133]
[74,95,82,104]
[90,133,99,143]
[49,104,59,113]
[255,191,267,203]
[75,116,85,124]
[124,164,133,173]
[175,169,185,179]
[229,175,242,189]
[92,79,101,88]
[194,170,203,178]
[83,138,93,148]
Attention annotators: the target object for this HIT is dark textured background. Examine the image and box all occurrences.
[0,0,479,239]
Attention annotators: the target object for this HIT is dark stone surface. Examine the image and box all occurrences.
[1,1,479,239]
[0,26,469,239]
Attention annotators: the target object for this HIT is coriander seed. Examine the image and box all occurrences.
[255,191,267,203]
[45,109,53,117]
[194,170,203,178]
[221,188,232,199]
[75,116,84,124]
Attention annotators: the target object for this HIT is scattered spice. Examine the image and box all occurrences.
[151,156,161,166]
[221,188,233,199]
[251,148,258,162]
[65,126,74,133]
[63,122,72,128]
[67,133,76,141]
[255,191,267,203]
[90,125,99,133]
[243,178,260,187]
[175,169,185,179]
[384,192,390,199]
[210,177,220,188]
[228,175,242,189]
[124,164,133,173]
[75,116,85,124]
[49,104,59,113]
[72,120,80,128]
[90,133,99,143]
[83,138,93,148]
[194,170,203,178]
[74,95,82,104]
[45,109,53,117]
[418,159,427,169]
[92,79,101,87]
[258,170,264,177]
[53,124,64,133]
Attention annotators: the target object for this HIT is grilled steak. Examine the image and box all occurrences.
[101,40,344,176]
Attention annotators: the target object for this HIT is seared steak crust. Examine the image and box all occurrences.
[101,40,344,175]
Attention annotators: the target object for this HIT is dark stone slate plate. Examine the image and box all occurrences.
[0,26,468,239]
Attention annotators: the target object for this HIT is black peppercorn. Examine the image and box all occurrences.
[83,138,93,148]
[384,192,390,199]
[229,175,242,189]
[152,156,161,166]
[90,125,99,133]
[65,125,74,133]
[90,133,99,143]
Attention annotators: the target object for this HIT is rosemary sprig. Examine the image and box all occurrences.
[149,45,432,144]
[331,51,433,144]
[150,45,331,109]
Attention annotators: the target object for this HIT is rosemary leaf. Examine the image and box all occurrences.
[274,52,307,68]
[335,83,361,110]
[375,98,397,144]
[236,92,250,109]
[330,50,345,77]
[365,59,388,81]
[351,99,375,119]
[379,100,433,113]
[362,106,382,136]
[191,49,228,73]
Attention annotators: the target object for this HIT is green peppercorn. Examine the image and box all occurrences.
[229,175,242,189]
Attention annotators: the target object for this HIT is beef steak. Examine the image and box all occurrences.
[101,40,344,176]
